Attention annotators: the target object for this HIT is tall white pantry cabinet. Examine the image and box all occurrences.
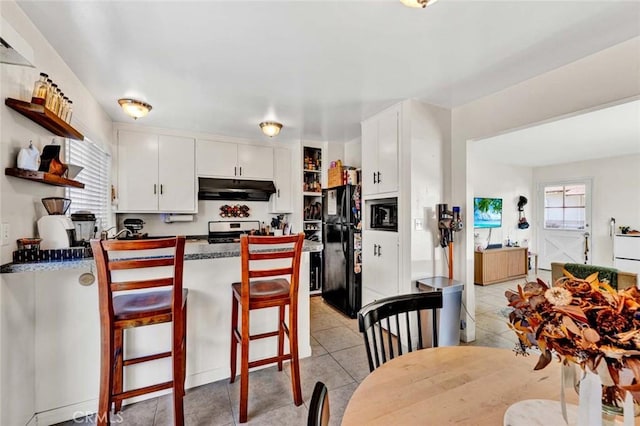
[361,104,401,305]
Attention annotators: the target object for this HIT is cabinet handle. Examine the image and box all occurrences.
[234,166,237,176]
[373,172,377,184]
[153,184,157,195]
[378,244,382,257]
[239,166,242,176]
[377,171,381,183]
[277,189,280,197]
[373,244,378,256]
[160,184,164,195]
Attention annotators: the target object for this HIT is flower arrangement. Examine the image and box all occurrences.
[505,270,640,410]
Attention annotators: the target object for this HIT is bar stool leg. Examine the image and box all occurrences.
[172,308,185,426]
[288,305,302,406]
[182,303,188,397]
[239,308,250,423]
[229,295,238,383]
[113,329,124,413]
[98,329,114,426]
[277,306,285,371]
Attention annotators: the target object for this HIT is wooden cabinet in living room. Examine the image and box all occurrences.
[117,130,196,213]
[474,247,527,285]
[361,105,399,196]
[196,139,273,180]
[362,230,399,304]
[269,147,293,213]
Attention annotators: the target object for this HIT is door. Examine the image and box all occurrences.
[361,118,378,196]
[196,139,237,177]
[538,180,592,269]
[158,135,196,212]
[237,144,273,179]
[322,222,348,314]
[117,130,158,212]
[362,230,399,298]
[269,147,293,213]
[376,107,399,194]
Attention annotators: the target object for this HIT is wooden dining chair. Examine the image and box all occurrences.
[91,236,187,426]
[358,292,443,372]
[229,233,305,423]
[307,381,330,426]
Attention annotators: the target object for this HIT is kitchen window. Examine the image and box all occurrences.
[65,138,111,231]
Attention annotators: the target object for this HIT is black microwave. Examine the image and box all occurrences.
[370,199,398,231]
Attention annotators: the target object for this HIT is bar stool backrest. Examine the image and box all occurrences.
[91,236,186,324]
[239,233,305,302]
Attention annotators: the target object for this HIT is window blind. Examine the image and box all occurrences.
[65,138,111,232]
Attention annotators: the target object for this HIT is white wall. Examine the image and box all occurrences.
[533,154,640,267]
[451,36,640,342]
[406,100,451,282]
[469,156,534,250]
[344,137,361,168]
[1,2,115,424]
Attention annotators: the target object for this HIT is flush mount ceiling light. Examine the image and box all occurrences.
[259,121,283,137]
[400,0,438,8]
[118,98,152,120]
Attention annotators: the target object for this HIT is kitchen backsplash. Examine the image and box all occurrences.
[118,200,278,236]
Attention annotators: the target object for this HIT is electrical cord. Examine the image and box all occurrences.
[441,246,476,324]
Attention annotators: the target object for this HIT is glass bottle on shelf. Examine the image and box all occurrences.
[31,72,49,105]
[59,96,69,120]
[46,83,58,111]
[64,100,73,124]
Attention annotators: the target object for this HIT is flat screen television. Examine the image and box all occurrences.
[474,197,503,229]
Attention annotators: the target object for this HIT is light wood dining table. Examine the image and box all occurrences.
[341,346,578,425]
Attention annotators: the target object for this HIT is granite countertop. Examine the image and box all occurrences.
[0,240,323,274]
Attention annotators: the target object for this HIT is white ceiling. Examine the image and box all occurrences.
[471,99,640,167]
[16,0,640,143]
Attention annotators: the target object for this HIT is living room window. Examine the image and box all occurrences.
[543,184,587,230]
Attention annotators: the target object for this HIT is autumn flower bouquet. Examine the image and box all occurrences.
[505,271,640,412]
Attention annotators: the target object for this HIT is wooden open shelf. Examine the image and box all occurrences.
[5,98,84,141]
[5,168,85,188]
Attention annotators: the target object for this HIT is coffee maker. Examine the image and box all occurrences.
[71,211,97,247]
[37,197,76,249]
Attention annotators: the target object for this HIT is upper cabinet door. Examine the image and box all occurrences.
[196,139,238,177]
[117,130,159,212]
[361,118,378,196]
[376,108,399,194]
[158,135,196,212]
[237,144,274,180]
[269,147,293,213]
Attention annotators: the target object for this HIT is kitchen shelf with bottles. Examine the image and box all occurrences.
[303,146,323,242]
[5,98,83,141]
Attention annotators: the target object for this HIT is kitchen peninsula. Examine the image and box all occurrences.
[1,239,321,425]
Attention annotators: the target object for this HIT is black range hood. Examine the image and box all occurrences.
[198,178,276,201]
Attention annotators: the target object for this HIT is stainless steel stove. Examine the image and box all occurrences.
[208,220,260,244]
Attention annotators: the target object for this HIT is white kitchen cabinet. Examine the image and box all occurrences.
[362,230,399,302]
[196,139,273,180]
[361,105,399,196]
[117,130,196,213]
[614,234,640,275]
[269,147,293,213]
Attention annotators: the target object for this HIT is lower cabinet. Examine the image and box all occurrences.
[474,247,527,285]
[362,230,399,305]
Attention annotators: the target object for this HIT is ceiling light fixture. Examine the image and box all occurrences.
[400,0,438,8]
[259,121,283,137]
[118,98,152,120]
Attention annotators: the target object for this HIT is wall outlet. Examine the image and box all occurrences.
[414,218,424,231]
[1,223,9,246]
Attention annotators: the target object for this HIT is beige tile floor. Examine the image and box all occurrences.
[58,268,551,425]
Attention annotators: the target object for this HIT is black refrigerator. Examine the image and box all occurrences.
[322,184,362,318]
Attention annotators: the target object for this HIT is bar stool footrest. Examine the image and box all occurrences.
[123,350,172,366]
[115,380,173,401]
[249,354,292,369]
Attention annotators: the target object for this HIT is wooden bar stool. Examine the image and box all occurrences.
[230,233,305,423]
[91,236,187,426]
